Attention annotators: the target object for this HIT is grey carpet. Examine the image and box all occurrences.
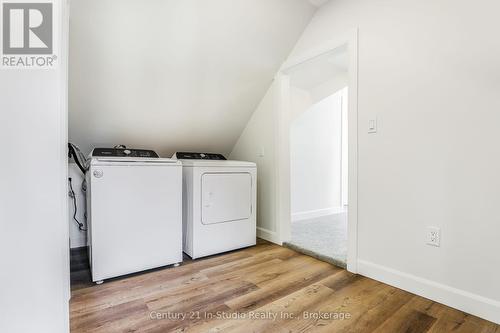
[284,212,347,269]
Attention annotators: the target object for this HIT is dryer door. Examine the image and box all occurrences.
[201,173,252,225]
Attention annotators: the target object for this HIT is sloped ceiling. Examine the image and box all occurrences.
[69,0,317,156]
[308,0,331,7]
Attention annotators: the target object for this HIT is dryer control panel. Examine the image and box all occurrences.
[92,148,159,158]
[175,152,226,160]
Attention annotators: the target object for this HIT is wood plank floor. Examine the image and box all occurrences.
[70,241,499,333]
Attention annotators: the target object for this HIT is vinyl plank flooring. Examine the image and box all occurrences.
[70,240,499,333]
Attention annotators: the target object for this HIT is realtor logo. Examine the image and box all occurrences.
[3,2,52,54]
[1,1,56,68]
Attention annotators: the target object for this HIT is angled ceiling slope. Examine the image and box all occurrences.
[308,0,331,7]
[69,0,317,156]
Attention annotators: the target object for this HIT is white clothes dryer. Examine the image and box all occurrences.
[173,152,257,259]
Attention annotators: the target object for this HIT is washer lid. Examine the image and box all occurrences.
[178,159,256,168]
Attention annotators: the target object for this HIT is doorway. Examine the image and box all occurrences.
[275,31,358,273]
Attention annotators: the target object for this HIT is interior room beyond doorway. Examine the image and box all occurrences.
[284,46,349,268]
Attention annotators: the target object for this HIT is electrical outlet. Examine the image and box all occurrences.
[427,227,441,247]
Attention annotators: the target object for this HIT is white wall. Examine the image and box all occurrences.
[290,91,343,220]
[68,163,87,248]
[340,87,348,206]
[69,0,316,157]
[232,0,500,324]
[0,1,69,332]
[230,81,278,242]
[289,86,312,120]
[309,75,348,105]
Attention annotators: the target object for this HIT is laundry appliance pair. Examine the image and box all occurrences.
[79,146,256,283]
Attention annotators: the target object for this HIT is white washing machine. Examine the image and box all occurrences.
[173,152,257,259]
[87,148,183,283]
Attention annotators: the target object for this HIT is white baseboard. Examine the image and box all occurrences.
[292,207,344,222]
[257,227,280,245]
[358,260,500,325]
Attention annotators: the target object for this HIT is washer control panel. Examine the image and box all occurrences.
[92,148,159,158]
[175,152,226,160]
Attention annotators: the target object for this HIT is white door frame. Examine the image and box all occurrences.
[274,29,359,273]
[61,0,71,330]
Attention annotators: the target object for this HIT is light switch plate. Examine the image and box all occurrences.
[368,118,377,133]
